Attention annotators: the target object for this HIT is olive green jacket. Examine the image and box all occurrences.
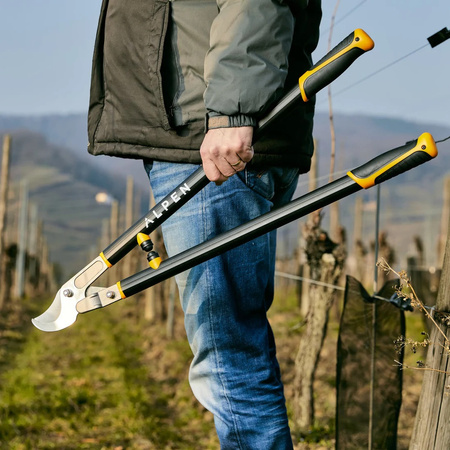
[88,0,321,171]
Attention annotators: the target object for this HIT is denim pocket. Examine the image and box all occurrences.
[238,167,299,205]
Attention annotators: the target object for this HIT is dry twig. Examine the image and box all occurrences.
[377,258,450,378]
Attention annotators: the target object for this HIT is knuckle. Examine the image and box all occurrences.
[234,141,246,152]
[210,147,221,158]
[205,170,221,183]
[238,150,253,163]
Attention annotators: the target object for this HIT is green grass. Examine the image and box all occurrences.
[0,299,218,449]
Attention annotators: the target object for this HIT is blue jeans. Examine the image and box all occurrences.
[144,161,299,449]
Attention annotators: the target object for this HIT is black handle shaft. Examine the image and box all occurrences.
[102,167,208,265]
[120,176,360,297]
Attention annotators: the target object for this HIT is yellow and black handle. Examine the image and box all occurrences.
[347,132,438,189]
[299,29,374,102]
[257,29,374,135]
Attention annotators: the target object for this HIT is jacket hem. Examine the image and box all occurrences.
[88,141,312,173]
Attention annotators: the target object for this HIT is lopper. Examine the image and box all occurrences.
[31,29,436,332]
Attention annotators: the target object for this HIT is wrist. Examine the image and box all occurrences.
[205,112,257,132]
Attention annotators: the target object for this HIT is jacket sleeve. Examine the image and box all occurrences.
[204,0,296,127]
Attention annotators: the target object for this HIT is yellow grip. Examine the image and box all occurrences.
[299,28,375,102]
[347,132,438,189]
[99,252,112,268]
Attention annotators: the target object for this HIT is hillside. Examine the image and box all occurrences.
[0,114,150,189]
[0,129,150,279]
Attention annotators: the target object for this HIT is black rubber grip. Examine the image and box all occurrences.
[302,47,364,100]
[348,133,438,189]
[300,29,374,101]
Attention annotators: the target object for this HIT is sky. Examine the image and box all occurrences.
[0,0,449,128]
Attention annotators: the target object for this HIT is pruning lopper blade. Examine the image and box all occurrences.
[31,256,108,332]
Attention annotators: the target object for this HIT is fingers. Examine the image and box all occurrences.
[200,127,254,184]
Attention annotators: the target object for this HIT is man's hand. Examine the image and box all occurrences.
[200,127,254,185]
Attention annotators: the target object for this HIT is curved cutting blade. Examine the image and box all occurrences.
[31,289,79,332]
[31,256,108,332]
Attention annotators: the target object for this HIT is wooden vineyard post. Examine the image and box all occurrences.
[0,135,12,309]
[409,221,450,450]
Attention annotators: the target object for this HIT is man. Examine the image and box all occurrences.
[88,0,321,447]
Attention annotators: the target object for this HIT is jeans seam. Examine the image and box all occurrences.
[203,189,244,449]
[238,169,272,203]
[279,167,299,191]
